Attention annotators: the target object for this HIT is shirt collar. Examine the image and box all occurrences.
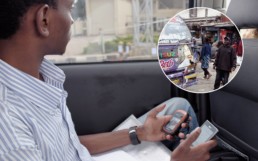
[0,58,66,111]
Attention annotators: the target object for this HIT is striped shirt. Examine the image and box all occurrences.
[0,59,94,161]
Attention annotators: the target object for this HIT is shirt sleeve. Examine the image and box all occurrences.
[0,146,43,161]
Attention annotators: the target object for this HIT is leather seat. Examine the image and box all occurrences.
[209,0,258,160]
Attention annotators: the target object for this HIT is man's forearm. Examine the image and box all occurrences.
[79,129,130,154]
[79,126,146,154]
[79,127,145,155]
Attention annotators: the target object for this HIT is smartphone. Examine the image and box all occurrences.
[192,120,219,147]
[163,109,189,135]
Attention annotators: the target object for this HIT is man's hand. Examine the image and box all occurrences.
[231,67,236,72]
[213,65,216,70]
[171,128,217,161]
[137,104,187,142]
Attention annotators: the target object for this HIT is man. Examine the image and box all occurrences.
[200,38,212,79]
[0,0,216,160]
[213,36,237,89]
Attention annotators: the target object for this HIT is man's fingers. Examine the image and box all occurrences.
[148,104,166,118]
[178,132,185,139]
[181,123,187,128]
[164,115,172,124]
[181,127,201,147]
[166,134,173,140]
[201,139,217,150]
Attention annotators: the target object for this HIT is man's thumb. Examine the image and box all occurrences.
[181,127,201,147]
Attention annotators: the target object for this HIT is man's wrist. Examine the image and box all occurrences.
[135,126,146,141]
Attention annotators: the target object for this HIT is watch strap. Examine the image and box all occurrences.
[129,126,141,145]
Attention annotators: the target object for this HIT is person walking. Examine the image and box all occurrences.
[200,38,212,79]
[213,37,237,89]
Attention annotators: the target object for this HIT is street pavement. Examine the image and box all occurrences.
[183,60,240,93]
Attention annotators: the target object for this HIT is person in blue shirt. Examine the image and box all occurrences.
[0,0,216,161]
[200,38,212,79]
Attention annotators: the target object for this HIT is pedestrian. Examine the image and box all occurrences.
[213,41,223,59]
[200,37,212,79]
[217,41,223,48]
[213,37,237,89]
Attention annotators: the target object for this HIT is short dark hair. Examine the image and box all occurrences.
[204,37,210,43]
[217,41,223,48]
[224,36,230,41]
[0,0,57,39]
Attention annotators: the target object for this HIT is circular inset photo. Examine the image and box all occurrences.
[158,7,243,93]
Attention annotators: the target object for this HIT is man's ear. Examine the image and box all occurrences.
[35,4,50,37]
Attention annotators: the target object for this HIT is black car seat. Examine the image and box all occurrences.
[209,0,258,160]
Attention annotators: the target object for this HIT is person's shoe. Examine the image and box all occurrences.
[207,74,212,79]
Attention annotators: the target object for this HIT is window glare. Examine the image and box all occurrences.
[240,29,258,39]
[46,0,231,64]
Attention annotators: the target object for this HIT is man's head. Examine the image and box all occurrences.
[0,0,74,54]
[223,36,231,45]
[0,1,55,39]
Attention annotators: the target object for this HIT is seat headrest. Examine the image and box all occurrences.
[227,0,258,28]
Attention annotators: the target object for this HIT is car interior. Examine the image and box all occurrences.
[58,0,258,161]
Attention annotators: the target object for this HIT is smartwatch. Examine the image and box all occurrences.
[129,126,141,145]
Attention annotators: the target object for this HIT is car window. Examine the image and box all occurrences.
[240,29,258,39]
[46,0,231,64]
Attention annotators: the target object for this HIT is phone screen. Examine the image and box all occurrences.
[165,116,181,131]
[163,110,188,135]
[192,120,218,147]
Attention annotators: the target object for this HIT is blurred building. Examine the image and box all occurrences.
[71,0,231,36]
[195,0,231,12]
[85,0,132,35]
[83,0,189,36]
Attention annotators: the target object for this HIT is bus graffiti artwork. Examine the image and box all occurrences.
[158,16,198,90]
